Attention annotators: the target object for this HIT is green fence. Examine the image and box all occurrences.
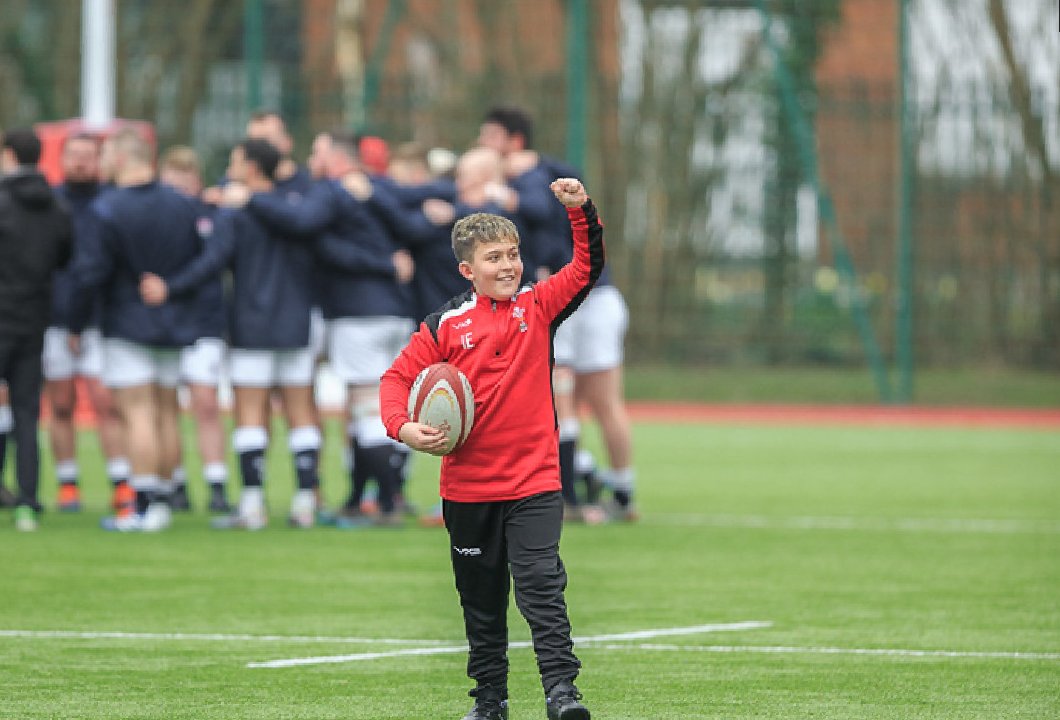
[2,0,1057,394]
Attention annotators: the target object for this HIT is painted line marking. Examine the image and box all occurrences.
[246,621,773,669]
[643,514,1060,535]
[592,643,1060,662]
[0,630,450,645]
[248,643,470,668]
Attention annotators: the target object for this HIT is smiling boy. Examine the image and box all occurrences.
[380,179,602,719]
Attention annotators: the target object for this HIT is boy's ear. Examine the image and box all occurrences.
[458,260,474,281]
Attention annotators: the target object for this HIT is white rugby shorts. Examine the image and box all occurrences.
[327,316,415,385]
[228,347,317,388]
[553,285,629,373]
[180,337,226,387]
[43,327,104,380]
[309,307,327,360]
[102,337,182,388]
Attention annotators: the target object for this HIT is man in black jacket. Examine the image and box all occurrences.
[0,128,73,531]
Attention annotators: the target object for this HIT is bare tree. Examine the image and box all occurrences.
[985,0,1059,363]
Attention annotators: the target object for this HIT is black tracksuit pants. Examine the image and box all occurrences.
[443,490,581,696]
[0,333,44,511]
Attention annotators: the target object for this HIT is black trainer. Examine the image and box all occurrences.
[545,681,590,720]
[208,485,233,513]
[169,484,191,511]
[462,686,508,720]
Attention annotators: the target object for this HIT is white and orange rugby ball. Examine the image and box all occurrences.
[408,363,475,455]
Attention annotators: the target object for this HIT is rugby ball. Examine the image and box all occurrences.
[408,363,475,455]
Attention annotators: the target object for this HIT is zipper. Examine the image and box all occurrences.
[491,300,501,358]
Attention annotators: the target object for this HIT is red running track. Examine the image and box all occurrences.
[626,402,1060,429]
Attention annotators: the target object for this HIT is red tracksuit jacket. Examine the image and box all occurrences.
[380,201,605,502]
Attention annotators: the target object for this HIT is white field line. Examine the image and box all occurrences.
[246,621,773,669]
[0,630,449,645]
[645,513,1060,535]
[591,643,1060,662]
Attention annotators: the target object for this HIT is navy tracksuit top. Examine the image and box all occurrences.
[69,180,210,348]
[244,179,411,321]
[165,194,316,350]
[185,197,226,340]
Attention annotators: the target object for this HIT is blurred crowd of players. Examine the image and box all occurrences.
[0,107,636,532]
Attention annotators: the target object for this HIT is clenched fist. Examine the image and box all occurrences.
[550,178,588,208]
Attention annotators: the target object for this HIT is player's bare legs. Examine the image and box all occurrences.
[187,382,230,512]
[553,366,589,523]
[156,386,182,492]
[112,384,171,528]
[87,377,130,491]
[45,377,79,507]
[278,384,322,528]
[576,366,635,518]
[223,385,271,529]
[345,384,401,525]
[48,375,130,513]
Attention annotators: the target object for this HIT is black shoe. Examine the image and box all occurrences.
[169,485,191,511]
[546,681,590,720]
[462,686,508,720]
[208,486,233,514]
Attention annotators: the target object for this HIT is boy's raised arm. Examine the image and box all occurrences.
[550,178,588,208]
[534,179,603,322]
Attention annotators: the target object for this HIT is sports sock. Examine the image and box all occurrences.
[130,475,160,514]
[288,426,321,491]
[171,466,187,492]
[106,457,131,487]
[346,434,367,510]
[238,486,265,518]
[233,426,268,489]
[55,459,79,488]
[608,466,636,508]
[355,416,397,514]
[558,419,580,506]
[203,461,228,488]
[575,449,600,503]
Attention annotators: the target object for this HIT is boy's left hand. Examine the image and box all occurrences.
[398,421,451,456]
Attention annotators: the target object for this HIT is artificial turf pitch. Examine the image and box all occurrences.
[2,419,1058,719]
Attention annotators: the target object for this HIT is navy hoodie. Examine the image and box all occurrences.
[0,170,72,336]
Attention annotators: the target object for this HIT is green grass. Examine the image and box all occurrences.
[2,418,1059,719]
[624,365,1060,407]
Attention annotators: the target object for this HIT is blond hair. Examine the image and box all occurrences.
[451,213,520,263]
[160,145,199,174]
[107,126,152,164]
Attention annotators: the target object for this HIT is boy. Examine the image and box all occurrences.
[379,178,601,720]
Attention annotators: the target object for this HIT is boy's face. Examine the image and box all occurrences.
[459,237,523,301]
